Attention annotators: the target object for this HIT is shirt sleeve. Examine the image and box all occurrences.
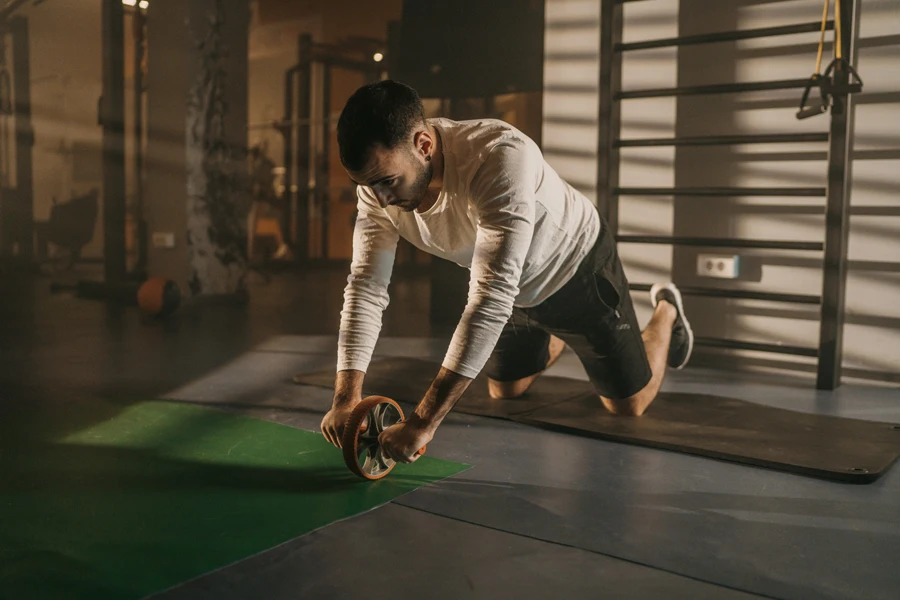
[441,141,538,378]
[336,186,400,373]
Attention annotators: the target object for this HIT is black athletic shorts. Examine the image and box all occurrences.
[484,220,652,400]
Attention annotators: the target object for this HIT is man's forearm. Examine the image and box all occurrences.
[412,367,474,432]
[333,369,365,406]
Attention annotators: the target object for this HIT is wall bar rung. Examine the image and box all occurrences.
[615,186,826,197]
[617,78,810,100]
[616,133,830,147]
[695,337,819,357]
[616,235,824,251]
[543,146,597,158]
[545,84,599,94]
[545,116,598,126]
[617,21,834,52]
[546,20,601,31]
[545,52,600,62]
[628,283,821,305]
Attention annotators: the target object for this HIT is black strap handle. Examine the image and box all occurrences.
[796,74,830,120]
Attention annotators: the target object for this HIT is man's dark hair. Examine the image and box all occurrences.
[337,80,427,172]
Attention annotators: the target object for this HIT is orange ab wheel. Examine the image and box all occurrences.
[341,396,426,480]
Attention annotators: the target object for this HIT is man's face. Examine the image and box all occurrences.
[348,144,433,212]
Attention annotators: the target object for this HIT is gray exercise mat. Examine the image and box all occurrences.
[293,357,900,483]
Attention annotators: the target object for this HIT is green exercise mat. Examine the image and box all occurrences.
[0,399,468,600]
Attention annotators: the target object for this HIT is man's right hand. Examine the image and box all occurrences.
[322,369,366,448]
[320,399,360,448]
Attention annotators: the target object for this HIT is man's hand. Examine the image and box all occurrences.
[320,401,360,448]
[378,414,434,464]
[321,369,366,447]
[374,365,473,462]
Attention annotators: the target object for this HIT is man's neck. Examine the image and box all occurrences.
[415,123,445,214]
[428,123,445,186]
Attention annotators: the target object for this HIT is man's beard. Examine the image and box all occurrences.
[397,160,434,212]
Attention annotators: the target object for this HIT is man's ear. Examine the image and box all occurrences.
[413,129,433,160]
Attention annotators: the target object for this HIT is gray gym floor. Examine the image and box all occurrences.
[4,267,898,600]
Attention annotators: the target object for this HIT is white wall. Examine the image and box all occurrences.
[543,0,900,386]
[542,0,601,203]
[841,0,900,382]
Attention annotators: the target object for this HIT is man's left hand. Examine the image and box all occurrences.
[378,415,434,464]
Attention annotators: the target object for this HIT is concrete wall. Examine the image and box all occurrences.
[543,0,900,385]
[144,0,190,287]
[144,0,249,292]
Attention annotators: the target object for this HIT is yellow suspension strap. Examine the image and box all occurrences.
[796,0,863,120]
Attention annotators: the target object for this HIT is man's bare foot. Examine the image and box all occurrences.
[488,335,567,399]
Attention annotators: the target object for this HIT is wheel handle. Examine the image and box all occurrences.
[341,395,426,480]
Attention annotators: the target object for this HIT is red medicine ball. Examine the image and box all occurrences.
[137,276,181,317]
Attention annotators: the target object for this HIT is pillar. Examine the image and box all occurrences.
[145,0,249,298]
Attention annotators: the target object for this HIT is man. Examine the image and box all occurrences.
[320,81,693,464]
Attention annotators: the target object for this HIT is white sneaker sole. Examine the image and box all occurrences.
[649,282,694,370]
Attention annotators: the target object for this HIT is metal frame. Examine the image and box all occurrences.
[817,0,861,389]
[596,0,623,232]
[282,35,382,262]
[296,34,313,261]
[0,16,32,263]
[597,0,861,389]
[282,63,298,253]
[319,63,332,260]
[101,0,126,284]
[132,8,147,277]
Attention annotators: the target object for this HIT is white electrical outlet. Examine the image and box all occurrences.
[152,232,176,249]
[697,254,740,279]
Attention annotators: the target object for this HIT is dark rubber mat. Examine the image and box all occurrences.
[0,398,467,600]
[294,358,900,483]
[519,392,900,483]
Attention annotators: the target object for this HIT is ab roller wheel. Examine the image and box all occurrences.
[341,396,426,480]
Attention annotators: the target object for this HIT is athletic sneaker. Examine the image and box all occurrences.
[649,282,694,370]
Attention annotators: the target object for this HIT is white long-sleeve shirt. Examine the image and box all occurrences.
[337,117,601,379]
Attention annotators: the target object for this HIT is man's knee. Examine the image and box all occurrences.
[601,390,653,417]
[488,377,530,399]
